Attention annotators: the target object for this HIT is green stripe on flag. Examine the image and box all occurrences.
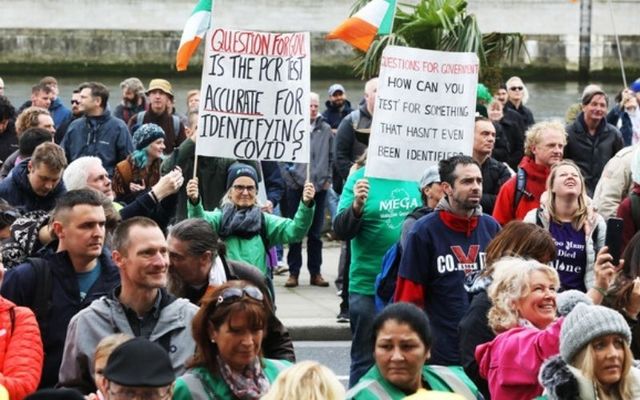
[378,0,397,35]
[192,0,212,14]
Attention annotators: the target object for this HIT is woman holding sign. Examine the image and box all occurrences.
[186,163,315,282]
[523,160,607,292]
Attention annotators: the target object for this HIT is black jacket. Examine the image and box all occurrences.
[565,113,624,197]
[1,249,120,388]
[504,101,535,129]
[334,105,371,185]
[479,157,511,215]
[0,121,18,164]
[492,109,525,171]
[458,289,493,400]
[180,258,296,363]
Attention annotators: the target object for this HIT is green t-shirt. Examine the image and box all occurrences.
[338,167,421,295]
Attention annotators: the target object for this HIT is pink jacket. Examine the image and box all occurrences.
[475,318,563,400]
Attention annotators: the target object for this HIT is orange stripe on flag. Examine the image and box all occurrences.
[176,37,203,72]
[326,17,378,52]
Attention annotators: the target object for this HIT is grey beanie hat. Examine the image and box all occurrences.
[560,303,631,363]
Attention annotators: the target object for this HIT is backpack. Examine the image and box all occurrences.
[374,242,402,312]
[27,257,53,335]
[513,166,528,210]
[374,207,433,312]
[134,111,180,136]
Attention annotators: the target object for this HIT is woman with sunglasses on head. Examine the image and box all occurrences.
[186,163,314,280]
[524,160,607,293]
[504,76,535,130]
[173,280,291,400]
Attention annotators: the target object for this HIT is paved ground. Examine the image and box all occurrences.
[272,240,352,340]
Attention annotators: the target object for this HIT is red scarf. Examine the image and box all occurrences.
[439,210,479,237]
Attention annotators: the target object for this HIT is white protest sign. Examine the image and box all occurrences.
[365,46,479,181]
[196,28,310,162]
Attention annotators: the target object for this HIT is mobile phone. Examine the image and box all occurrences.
[605,217,624,266]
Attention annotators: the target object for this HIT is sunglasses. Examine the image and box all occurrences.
[509,86,524,91]
[71,100,80,105]
[216,286,264,306]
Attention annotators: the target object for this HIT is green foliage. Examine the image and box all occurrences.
[351,0,527,85]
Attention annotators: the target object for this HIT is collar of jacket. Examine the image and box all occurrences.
[435,197,481,237]
[519,155,550,182]
[577,112,608,136]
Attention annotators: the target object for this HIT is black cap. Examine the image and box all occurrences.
[104,337,175,387]
[25,388,85,399]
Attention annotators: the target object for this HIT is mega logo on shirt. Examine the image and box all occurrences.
[378,188,420,229]
[437,245,486,275]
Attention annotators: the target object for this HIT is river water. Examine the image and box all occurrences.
[0,76,629,121]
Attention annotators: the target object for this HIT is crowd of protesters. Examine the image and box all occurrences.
[0,73,639,399]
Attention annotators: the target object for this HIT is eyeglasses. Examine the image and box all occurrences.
[108,387,171,400]
[509,86,524,91]
[71,100,80,105]
[216,286,264,306]
[232,184,256,193]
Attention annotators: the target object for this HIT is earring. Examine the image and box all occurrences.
[210,338,216,343]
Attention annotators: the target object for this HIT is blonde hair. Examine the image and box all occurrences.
[487,257,560,333]
[523,120,567,158]
[15,106,51,135]
[543,160,590,231]
[261,361,345,400]
[572,339,633,399]
[94,334,133,365]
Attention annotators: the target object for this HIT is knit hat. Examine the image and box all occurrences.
[133,123,165,151]
[556,289,592,317]
[419,165,441,189]
[560,303,631,363]
[104,337,175,387]
[146,78,174,98]
[226,162,259,190]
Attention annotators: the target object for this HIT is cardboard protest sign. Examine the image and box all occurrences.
[365,46,479,181]
[196,28,310,162]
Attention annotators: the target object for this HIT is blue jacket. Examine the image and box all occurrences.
[61,111,134,175]
[0,248,120,388]
[49,97,72,129]
[0,159,66,212]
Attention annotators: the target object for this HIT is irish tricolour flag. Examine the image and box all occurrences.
[176,0,213,71]
[326,0,396,52]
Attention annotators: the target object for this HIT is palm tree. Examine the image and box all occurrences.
[350,0,526,89]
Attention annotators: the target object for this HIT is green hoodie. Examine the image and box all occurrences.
[337,167,421,295]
